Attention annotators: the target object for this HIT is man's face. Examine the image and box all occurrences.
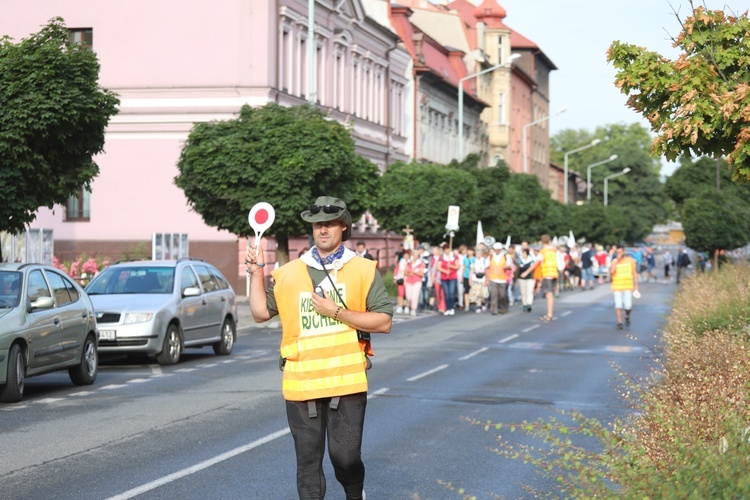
[312,220,346,255]
[357,243,365,253]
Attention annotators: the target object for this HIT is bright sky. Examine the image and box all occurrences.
[488,0,748,176]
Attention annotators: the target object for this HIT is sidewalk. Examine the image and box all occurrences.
[235,297,280,332]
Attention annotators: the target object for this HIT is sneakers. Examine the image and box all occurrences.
[395,306,403,314]
[410,310,416,317]
[476,308,482,314]
[443,309,455,316]
[404,307,410,315]
[617,323,624,330]
[625,316,630,327]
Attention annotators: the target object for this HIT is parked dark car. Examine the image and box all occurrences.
[85,259,238,365]
[0,263,98,403]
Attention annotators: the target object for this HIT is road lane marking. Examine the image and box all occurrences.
[406,364,449,382]
[459,347,488,361]
[106,428,291,500]
[98,384,128,390]
[561,311,572,317]
[70,391,95,397]
[369,387,389,398]
[127,378,151,384]
[1,405,28,411]
[175,368,196,373]
[499,334,519,343]
[35,398,65,404]
[522,324,539,333]
[150,366,163,376]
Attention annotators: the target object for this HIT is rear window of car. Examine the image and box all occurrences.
[86,266,175,294]
[209,267,230,290]
[0,271,22,308]
[194,265,219,293]
[46,270,74,306]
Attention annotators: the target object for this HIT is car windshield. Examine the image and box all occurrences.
[86,266,175,295]
[0,271,22,307]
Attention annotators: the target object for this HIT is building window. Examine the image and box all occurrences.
[68,28,93,48]
[152,233,189,260]
[497,36,503,64]
[497,92,505,124]
[65,188,91,221]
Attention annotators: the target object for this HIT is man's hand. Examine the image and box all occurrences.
[245,238,265,274]
[311,289,339,318]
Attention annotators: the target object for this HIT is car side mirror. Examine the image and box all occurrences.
[182,286,201,297]
[29,296,55,311]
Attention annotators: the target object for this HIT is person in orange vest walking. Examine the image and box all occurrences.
[609,244,640,330]
[522,234,559,322]
[487,242,511,315]
[246,196,393,500]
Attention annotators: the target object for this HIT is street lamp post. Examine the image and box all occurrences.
[522,107,566,174]
[563,138,601,205]
[586,154,618,201]
[458,53,520,161]
[604,167,631,206]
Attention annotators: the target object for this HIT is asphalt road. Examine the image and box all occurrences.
[0,280,674,499]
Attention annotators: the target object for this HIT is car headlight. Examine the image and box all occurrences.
[123,313,154,324]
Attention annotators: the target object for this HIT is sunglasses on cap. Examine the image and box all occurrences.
[309,204,344,214]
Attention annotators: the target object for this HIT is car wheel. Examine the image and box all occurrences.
[213,318,235,356]
[0,343,26,403]
[69,335,98,385]
[156,324,182,365]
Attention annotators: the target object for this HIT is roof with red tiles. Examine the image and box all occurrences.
[390,5,483,100]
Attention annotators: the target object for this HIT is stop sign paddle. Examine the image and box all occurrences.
[248,202,275,251]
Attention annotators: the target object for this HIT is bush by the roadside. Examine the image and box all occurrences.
[466,264,750,498]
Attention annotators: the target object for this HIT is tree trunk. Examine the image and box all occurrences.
[276,235,290,266]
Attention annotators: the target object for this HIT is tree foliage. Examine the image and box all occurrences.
[373,161,479,245]
[682,190,750,254]
[608,4,750,182]
[175,103,380,263]
[0,18,119,237]
[666,155,750,209]
[374,159,568,247]
[551,123,667,243]
[665,155,750,252]
[499,174,566,242]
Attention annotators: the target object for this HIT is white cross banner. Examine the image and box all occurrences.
[446,205,460,231]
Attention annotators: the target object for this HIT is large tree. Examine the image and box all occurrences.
[666,155,750,210]
[682,190,750,258]
[0,18,119,257]
[551,123,667,242]
[608,4,750,182]
[375,159,569,248]
[665,155,750,260]
[175,103,380,263]
[373,161,479,246]
[499,173,567,243]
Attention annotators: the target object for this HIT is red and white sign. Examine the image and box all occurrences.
[248,202,275,250]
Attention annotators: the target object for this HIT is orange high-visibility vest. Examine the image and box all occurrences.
[611,258,636,291]
[272,257,376,401]
[487,254,507,282]
[540,247,558,279]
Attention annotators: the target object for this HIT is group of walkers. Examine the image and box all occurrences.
[390,236,662,329]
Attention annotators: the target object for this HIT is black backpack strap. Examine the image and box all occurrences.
[307,400,317,419]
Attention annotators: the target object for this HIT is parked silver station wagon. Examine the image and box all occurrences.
[85,259,238,365]
[0,263,98,403]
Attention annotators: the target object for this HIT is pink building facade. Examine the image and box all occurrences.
[1,0,413,291]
